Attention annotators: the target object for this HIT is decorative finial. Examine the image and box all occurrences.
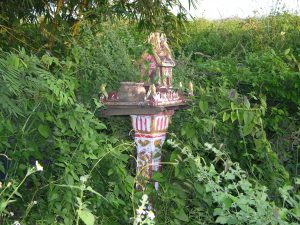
[99,83,108,99]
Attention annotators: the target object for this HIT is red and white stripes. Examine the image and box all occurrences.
[131,114,171,133]
[154,115,169,132]
[131,115,151,132]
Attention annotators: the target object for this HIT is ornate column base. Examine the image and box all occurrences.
[131,111,173,190]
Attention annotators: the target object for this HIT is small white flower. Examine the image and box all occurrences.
[7,181,12,187]
[33,201,37,205]
[80,175,89,183]
[0,181,2,188]
[280,31,286,36]
[13,221,21,225]
[9,211,14,216]
[136,207,145,215]
[148,210,155,220]
[35,161,43,171]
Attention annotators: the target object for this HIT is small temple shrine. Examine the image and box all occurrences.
[101,32,191,190]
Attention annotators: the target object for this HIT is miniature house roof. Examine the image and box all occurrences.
[147,32,176,67]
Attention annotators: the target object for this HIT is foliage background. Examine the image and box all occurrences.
[0,1,299,224]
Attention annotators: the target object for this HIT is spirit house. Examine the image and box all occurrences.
[101,33,191,190]
[141,33,175,87]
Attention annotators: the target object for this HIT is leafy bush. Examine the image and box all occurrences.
[0,47,136,224]
[152,138,300,224]
[176,13,300,182]
[0,10,299,225]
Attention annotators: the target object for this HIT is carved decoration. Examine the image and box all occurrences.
[131,111,173,190]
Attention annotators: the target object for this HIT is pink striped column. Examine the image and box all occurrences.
[131,111,174,190]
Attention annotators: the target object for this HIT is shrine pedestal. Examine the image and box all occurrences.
[131,111,174,190]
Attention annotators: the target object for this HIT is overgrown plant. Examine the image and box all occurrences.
[153,136,300,224]
[0,10,299,225]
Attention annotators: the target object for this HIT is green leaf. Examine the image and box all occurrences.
[292,206,300,217]
[222,112,230,122]
[202,118,216,133]
[216,216,228,224]
[222,196,233,208]
[6,121,14,133]
[284,48,290,55]
[170,151,180,162]
[152,172,165,182]
[230,102,235,110]
[193,116,200,123]
[199,100,208,113]
[213,208,223,216]
[7,54,20,69]
[0,201,7,212]
[237,110,243,124]
[41,55,53,66]
[14,190,23,199]
[78,209,95,225]
[227,216,239,224]
[230,111,237,122]
[174,209,189,222]
[69,117,76,131]
[184,126,196,138]
[49,192,59,201]
[243,111,254,126]
[194,183,205,195]
[240,180,252,191]
[243,122,255,136]
[38,124,50,138]
[225,172,235,180]
[243,96,250,109]
[72,48,80,64]
[203,193,213,206]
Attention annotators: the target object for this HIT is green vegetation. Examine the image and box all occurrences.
[0,1,299,224]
